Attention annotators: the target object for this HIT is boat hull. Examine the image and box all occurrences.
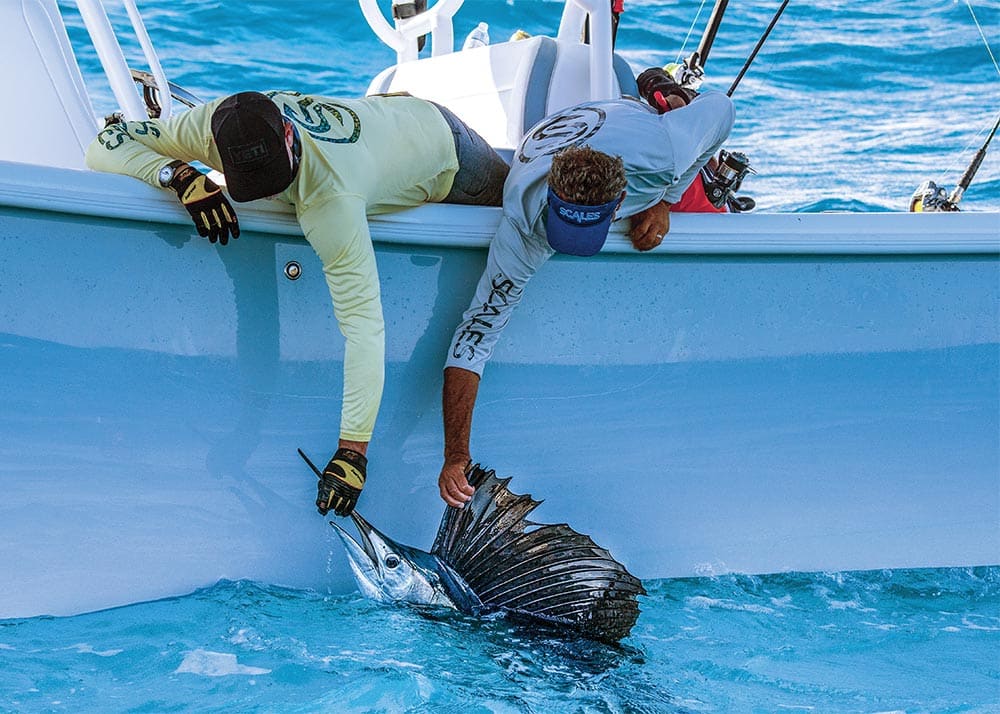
[1,165,998,618]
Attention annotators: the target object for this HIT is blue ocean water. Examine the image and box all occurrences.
[5,1,997,712]
[2,569,998,713]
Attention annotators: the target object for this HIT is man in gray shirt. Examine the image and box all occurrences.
[437,88,735,506]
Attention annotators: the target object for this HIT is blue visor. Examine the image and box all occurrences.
[545,187,620,257]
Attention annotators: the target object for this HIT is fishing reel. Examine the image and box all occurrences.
[909,180,959,213]
[702,149,756,212]
[664,55,705,91]
[910,115,997,211]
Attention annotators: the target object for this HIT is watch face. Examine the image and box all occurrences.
[158,166,174,186]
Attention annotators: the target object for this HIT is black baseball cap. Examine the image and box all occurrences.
[211,92,292,202]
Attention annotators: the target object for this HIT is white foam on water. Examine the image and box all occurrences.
[860,621,897,631]
[692,561,731,577]
[63,643,123,657]
[227,627,268,651]
[174,649,271,677]
[414,673,434,701]
[961,615,1000,631]
[825,598,874,612]
[770,595,797,609]
[685,596,777,615]
[378,658,423,670]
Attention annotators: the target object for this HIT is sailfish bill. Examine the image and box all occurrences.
[330,464,646,643]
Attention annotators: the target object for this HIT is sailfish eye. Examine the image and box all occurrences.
[384,555,401,569]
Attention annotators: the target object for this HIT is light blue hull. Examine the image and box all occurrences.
[1,166,998,618]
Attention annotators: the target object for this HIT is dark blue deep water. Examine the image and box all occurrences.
[3,2,997,712]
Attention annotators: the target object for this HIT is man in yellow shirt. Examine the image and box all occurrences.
[86,90,509,517]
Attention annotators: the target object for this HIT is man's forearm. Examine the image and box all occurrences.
[85,122,173,187]
[442,366,481,464]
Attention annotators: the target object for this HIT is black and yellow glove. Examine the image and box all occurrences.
[317,448,367,517]
[636,67,698,114]
[165,160,240,245]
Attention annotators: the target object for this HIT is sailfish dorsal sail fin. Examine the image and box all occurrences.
[430,464,647,643]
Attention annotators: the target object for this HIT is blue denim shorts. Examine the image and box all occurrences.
[432,102,509,207]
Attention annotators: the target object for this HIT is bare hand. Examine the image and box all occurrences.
[629,200,671,251]
[439,460,475,507]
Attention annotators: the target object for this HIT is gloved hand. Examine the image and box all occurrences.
[316,448,367,516]
[165,161,240,245]
[636,67,698,114]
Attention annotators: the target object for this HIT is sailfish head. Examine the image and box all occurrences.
[330,511,479,611]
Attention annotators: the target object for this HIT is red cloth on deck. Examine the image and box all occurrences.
[672,175,727,213]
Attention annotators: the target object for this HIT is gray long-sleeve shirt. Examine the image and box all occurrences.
[445,91,735,375]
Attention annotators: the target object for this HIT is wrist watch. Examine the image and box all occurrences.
[157,162,179,187]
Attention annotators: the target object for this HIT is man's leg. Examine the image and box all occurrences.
[433,102,509,207]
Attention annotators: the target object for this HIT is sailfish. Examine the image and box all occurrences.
[325,463,646,643]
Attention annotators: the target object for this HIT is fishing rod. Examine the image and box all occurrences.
[909,113,1000,212]
[671,0,788,96]
[727,0,790,96]
[683,1,790,213]
[654,1,789,212]
[298,448,323,478]
[689,0,729,72]
[660,0,729,89]
[947,113,999,206]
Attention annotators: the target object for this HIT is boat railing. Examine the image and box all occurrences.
[75,0,172,121]
[359,0,464,63]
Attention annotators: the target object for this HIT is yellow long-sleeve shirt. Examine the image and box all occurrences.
[86,91,459,442]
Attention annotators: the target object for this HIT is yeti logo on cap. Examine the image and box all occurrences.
[228,139,271,167]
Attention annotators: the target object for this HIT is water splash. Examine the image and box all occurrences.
[1,568,997,711]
